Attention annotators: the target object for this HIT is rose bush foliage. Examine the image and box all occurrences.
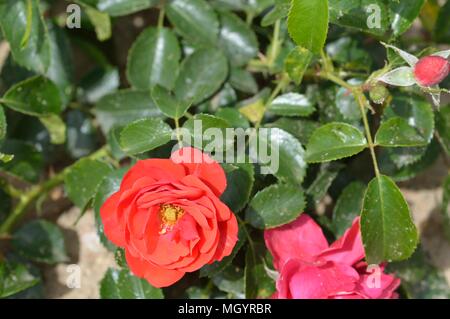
[0,0,450,299]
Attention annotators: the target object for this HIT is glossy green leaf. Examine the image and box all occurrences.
[375,117,429,147]
[335,84,361,121]
[95,90,162,134]
[332,181,366,236]
[166,0,219,46]
[181,114,233,151]
[127,27,181,90]
[0,261,40,298]
[2,76,62,116]
[218,11,258,67]
[78,66,119,104]
[287,0,329,54]
[97,0,157,16]
[221,163,254,213]
[266,118,319,146]
[151,85,191,119]
[268,93,315,117]
[389,0,426,37]
[65,158,113,210]
[250,128,307,185]
[212,265,245,298]
[174,48,228,105]
[246,183,305,229]
[329,0,389,36]
[361,175,418,264]
[216,107,250,129]
[0,139,44,182]
[261,0,290,26]
[12,220,68,264]
[0,0,50,73]
[100,268,164,299]
[306,122,367,163]
[76,1,112,41]
[284,46,313,85]
[119,118,173,155]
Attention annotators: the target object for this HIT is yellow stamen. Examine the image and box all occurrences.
[159,204,184,234]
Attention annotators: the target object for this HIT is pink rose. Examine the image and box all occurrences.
[265,215,400,299]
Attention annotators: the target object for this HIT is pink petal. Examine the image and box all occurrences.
[264,215,329,270]
[319,217,365,266]
[276,259,359,299]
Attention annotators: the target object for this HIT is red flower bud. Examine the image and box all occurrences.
[413,55,450,87]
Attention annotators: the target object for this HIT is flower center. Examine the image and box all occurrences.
[159,204,184,234]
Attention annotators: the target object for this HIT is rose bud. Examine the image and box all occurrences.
[100,147,238,288]
[413,55,450,87]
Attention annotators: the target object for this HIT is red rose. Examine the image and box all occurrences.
[100,147,238,287]
[414,55,450,87]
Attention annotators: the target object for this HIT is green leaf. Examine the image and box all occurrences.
[95,89,162,134]
[0,0,50,73]
[389,0,425,37]
[0,261,40,298]
[1,76,62,116]
[329,0,389,36]
[212,265,245,298]
[151,85,191,119]
[375,117,429,147]
[287,0,329,54]
[0,139,44,183]
[229,68,258,94]
[39,114,66,145]
[100,268,164,299]
[97,0,157,16]
[268,93,315,117]
[181,114,233,151]
[65,159,113,210]
[221,163,254,213]
[266,118,319,145]
[250,127,307,185]
[332,181,366,236]
[261,0,290,26]
[93,168,127,251]
[306,162,343,204]
[361,175,418,264]
[435,0,450,42]
[388,247,450,298]
[218,11,258,67]
[174,48,228,105]
[306,122,367,163]
[12,220,68,264]
[284,46,313,85]
[335,84,362,121]
[215,107,250,129]
[127,27,181,90]
[246,183,305,229]
[166,0,219,46]
[119,118,173,155]
[77,1,112,41]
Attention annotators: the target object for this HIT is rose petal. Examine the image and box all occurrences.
[171,147,227,196]
[264,215,329,270]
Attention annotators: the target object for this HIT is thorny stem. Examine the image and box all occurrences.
[0,146,110,236]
